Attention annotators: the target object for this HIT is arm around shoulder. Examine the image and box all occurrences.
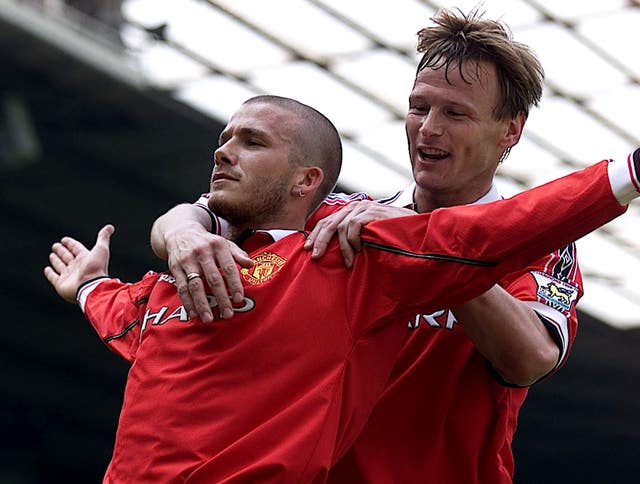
[150,203,213,260]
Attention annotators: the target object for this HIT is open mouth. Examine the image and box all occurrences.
[418,148,450,161]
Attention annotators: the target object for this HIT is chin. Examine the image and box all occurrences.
[207,193,230,214]
[415,172,447,192]
[413,169,435,184]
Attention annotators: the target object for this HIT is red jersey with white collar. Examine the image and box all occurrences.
[328,183,582,484]
[82,160,633,483]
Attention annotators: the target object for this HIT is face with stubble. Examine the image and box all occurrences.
[208,102,299,231]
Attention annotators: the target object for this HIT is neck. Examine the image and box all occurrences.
[413,184,493,213]
[229,210,307,237]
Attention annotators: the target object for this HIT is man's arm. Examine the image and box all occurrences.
[306,202,562,385]
[452,287,560,386]
[45,225,147,362]
[354,158,634,328]
[150,203,253,322]
[150,203,213,260]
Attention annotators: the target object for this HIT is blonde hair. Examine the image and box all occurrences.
[416,8,544,120]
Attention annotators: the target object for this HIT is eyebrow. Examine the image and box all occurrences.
[218,126,269,145]
[409,94,476,114]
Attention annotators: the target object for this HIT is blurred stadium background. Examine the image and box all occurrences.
[1,0,639,482]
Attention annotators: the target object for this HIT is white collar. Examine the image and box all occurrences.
[471,183,502,205]
[386,182,502,209]
[254,229,297,242]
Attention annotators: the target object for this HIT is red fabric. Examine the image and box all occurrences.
[82,161,623,482]
[329,246,582,484]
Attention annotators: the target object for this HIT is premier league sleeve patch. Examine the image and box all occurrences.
[531,271,579,314]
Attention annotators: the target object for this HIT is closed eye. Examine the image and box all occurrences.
[409,105,429,113]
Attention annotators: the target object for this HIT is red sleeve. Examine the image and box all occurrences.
[194,193,228,237]
[77,272,160,362]
[346,161,624,336]
[499,243,582,373]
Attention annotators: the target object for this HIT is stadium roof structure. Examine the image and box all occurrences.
[8,0,640,326]
[120,0,640,328]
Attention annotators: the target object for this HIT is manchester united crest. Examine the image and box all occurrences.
[241,252,287,285]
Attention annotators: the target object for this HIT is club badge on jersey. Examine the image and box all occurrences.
[241,252,287,285]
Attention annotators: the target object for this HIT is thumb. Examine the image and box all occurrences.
[96,224,115,248]
[92,224,114,275]
[231,244,254,267]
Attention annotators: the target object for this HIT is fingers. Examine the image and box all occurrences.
[230,244,254,269]
[172,263,214,323]
[48,250,68,274]
[43,265,59,286]
[173,269,199,321]
[305,204,359,259]
[189,272,219,321]
[214,242,252,305]
[337,209,367,269]
[200,239,252,320]
[335,201,381,267]
[336,217,355,269]
[307,226,331,259]
[201,266,233,321]
[49,235,88,275]
[169,236,251,323]
[51,240,76,264]
[304,222,325,257]
[332,201,405,268]
[346,213,368,255]
[167,233,222,322]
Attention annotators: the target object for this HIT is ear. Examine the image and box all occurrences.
[500,112,525,150]
[291,166,324,198]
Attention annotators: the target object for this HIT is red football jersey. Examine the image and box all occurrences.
[328,184,582,483]
[81,160,631,483]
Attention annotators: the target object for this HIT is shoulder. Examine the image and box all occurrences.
[322,192,371,205]
[376,183,415,208]
[304,192,372,230]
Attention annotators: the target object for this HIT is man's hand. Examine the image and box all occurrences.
[44,224,114,303]
[164,223,254,322]
[304,201,415,268]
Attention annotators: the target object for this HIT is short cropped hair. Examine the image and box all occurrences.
[244,95,342,211]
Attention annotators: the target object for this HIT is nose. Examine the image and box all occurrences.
[419,110,444,137]
[214,142,235,166]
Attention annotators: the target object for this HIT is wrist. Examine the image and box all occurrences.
[607,152,640,204]
[164,222,208,248]
[75,275,109,307]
